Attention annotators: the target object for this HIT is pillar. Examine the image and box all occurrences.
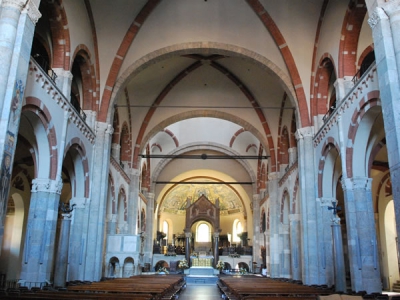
[145,192,155,263]
[20,178,62,283]
[84,122,113,280]
[0,0,40,250]
[213,232,219,268]
[289,213,301,280]
[128,168,140,235]
[368,3,400,276]
[53,213,72,287]
[68,197,90,281]
[331,208,346,293]
[52,69,73,101]
[185,231,192,264]
[252,194,262,267]
[268,172,280,277]
[296,126,320,284]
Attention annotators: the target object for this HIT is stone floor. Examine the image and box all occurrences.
[178,284,221,300]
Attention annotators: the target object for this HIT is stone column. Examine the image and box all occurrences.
[295,127,320,284]
[53,213,72,288]
[330,205,346,293]
[279,222,290,278]
[20,178,63,283]
[111,143,121,161]
[0,0,40,250]
[268,172,280,277]
[369,3,400,278]
[68,197,90,281]
[353,177,381,292]
[289,213,301,280]
[213,232,219,268]
[288,147,297,165]
[318,197,336,287]
[252,194,261,267]
[84,122,112,281]
[107,214,117,234]
[145,192,155,263]
[128,168,140,235]
[185,231,192,264]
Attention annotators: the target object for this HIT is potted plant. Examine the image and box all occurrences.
[216,260,224,274]
[157,266,169,275]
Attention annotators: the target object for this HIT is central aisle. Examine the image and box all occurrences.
[178,284,222,300]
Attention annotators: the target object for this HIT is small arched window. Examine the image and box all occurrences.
[232,219,243,243]
[196,223,210,242]
[163,220,169,244]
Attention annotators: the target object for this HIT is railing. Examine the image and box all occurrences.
[30,56,86,122]
[28,58,95,144]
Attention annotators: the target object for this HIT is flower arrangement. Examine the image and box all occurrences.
[239,268,247,275]
[190,252,198,258]
[178,258,189,269]
[157,266,169,274]
[216,260,224,270]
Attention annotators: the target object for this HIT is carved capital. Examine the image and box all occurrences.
[70,197,90,209]
[61,213,72,220]
[319,197,337,207]
[31,178,63,194]
[368,7,386,29]
[268,172,279,181]
[295,126,314,140]
[2,0,27,10]
[352,177,372,190]
[23,0,41,24]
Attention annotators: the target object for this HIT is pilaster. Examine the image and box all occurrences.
[288,213,301,280]
[252,194,261,267]
[295,126,320,284]
[68,197,90,280]
[54,213,72,287]
[128,168,140,235]
[84,122,112,281]
[268,172,280,277]
[369,4,400,267]
[145,192,155,262]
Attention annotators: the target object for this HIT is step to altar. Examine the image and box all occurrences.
[185,274,218,285]
[186,267,217,276]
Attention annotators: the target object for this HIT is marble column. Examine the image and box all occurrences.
[84,122,113,280]
[330,208,346,293]
[353,177,381,292]
[20,178,63,283]
[185,231,192,264]
[53,213,72,287]
[145,192,155,263]
[213,232,219,268]
[318,197,336,287]
[252,194,261,267]
[289,213,301,280]
[128,168,140,235]
[369,3,400,280]
[295,127,320,284]
[0,0,40,249]
[68,197,90,281]
[268,172,280,277]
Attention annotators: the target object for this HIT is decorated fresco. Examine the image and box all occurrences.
[160,179,243,215]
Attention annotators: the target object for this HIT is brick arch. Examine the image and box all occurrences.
[100,0,161,121]
[280,189,290,223]
[43,0,71,70]
[346,91,381,177]
[106,43,298,126]
[317,138,341,198]
[357,44,374,70]
[12,135,37,180]
[338,0,367,77]
[292,176,299,214]
[23,97,58,180]
[278,126,290,167]
[137,110,275,172]
[71,45,97,111]
[109,173,116,214]
[64,138,90,198]
[312,54,337,118]
[246,0,309,127]
[120,122,131,164]
[163,129,179,147]
[230,128,246,148]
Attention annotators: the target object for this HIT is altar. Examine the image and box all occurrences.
[191,256,213,267]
